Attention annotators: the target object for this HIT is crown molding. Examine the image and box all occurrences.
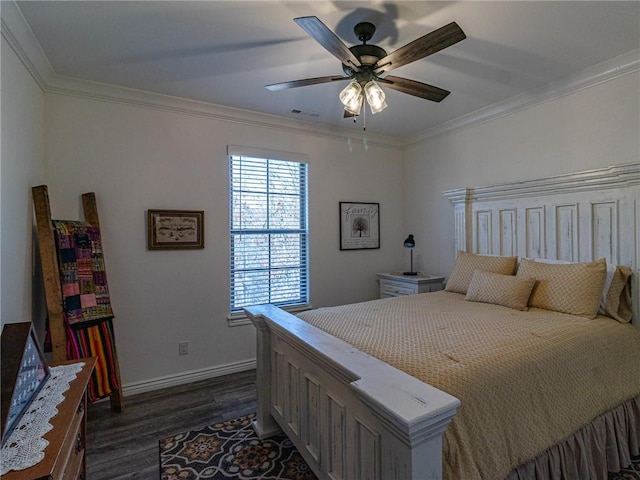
[1,1,402,150]
[408,49,640,146]
[1,0,55,90]
[3,1,638,151]
[45,74,405,150]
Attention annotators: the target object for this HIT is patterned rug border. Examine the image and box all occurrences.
[160,413,640,480]
[159,413,317,480]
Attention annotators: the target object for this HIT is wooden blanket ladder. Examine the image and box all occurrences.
[32,185,124,412]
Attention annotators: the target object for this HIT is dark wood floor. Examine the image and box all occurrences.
[86,369,257,480]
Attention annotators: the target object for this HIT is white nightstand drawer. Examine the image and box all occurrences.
[376,272,445,299]
[381,280,416,296]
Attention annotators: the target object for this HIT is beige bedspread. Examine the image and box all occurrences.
[297,291,640,480]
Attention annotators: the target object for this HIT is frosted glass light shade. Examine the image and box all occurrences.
[339,81,363,115]
[364,81,387,114]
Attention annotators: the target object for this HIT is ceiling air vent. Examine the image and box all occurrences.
[291,109,320,118]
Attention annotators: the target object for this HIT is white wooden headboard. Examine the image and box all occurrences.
[444,163,640,326]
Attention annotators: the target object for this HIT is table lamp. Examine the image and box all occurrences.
[403,234,417,275]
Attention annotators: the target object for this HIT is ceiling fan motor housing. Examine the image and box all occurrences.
[342,44,387,78]
[342,22,387,79]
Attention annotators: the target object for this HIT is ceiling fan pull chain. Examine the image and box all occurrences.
[363,103,367,131]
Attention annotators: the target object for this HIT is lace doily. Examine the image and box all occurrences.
[0,362,84,474]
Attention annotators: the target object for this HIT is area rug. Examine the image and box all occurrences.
[159,413,317,480]
[160,412,640,480]
[611,456,640,480]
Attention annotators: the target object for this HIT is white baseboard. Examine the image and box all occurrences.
[121,358,256,397]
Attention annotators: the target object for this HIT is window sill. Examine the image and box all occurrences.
[227,304,312,327]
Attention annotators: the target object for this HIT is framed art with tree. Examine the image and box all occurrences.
[339,202,380,250]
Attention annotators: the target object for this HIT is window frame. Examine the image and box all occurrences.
[227,146,310,325]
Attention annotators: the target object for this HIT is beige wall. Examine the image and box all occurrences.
[42,93,404,388]
[403,71,640,278]
[0,36,46,337]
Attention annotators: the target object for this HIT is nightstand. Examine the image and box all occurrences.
[376,272,445,298]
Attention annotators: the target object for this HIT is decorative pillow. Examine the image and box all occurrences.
[445,251,518,294]
[602,265,633,323]
[533,258,617,316]
[516,258,607,318]
[465,270,536,311]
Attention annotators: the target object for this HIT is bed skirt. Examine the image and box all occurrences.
[507,396,639,480]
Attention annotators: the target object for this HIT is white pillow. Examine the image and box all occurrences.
[599,262,617,313]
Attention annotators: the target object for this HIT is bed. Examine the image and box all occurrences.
[244,163,640,480]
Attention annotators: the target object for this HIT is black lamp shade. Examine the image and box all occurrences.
[403,234,415,248]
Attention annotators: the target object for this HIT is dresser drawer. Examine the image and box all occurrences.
[380,279,417,297]
[60,434,84,480]
[422,282,444,293]
[53,399,85,480]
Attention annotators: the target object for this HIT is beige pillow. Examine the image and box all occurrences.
[602,265,633,323]
[516,258,607,318]
[534,259,620,317]
[465,270,536,311]
[445,251,518,294]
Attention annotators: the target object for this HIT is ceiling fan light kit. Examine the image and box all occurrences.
[340,81,364,115]
[266,15,466,125]
[364,81,387,114]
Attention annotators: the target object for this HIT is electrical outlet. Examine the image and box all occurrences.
[178,341,189,355]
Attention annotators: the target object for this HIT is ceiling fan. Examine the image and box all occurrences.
[266,16,466,117]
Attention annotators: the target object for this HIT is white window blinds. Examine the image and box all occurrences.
[229,149,308,314]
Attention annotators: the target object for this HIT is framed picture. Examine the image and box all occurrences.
[339,202,380,250]
[1,322,50,446]
[147,209,204,250]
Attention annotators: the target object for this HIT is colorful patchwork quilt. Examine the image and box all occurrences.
[53,220,114,325]
[53,220,119,401]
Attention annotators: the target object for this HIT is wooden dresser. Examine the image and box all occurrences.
[3,358,96,480]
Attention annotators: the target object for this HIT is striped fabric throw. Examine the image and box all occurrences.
[53,220,119,402]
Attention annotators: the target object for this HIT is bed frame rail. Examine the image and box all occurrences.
[246,304,460,480]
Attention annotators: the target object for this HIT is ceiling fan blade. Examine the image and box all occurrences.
[374,22,466,74]
[266,75,349,91]
[379,75,450,102]
[294,16,362,70]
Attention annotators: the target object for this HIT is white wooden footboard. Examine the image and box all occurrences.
[245,304,460,480]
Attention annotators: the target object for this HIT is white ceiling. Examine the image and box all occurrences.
[14,1,640,139]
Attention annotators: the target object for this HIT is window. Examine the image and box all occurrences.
[229,148,308,316]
